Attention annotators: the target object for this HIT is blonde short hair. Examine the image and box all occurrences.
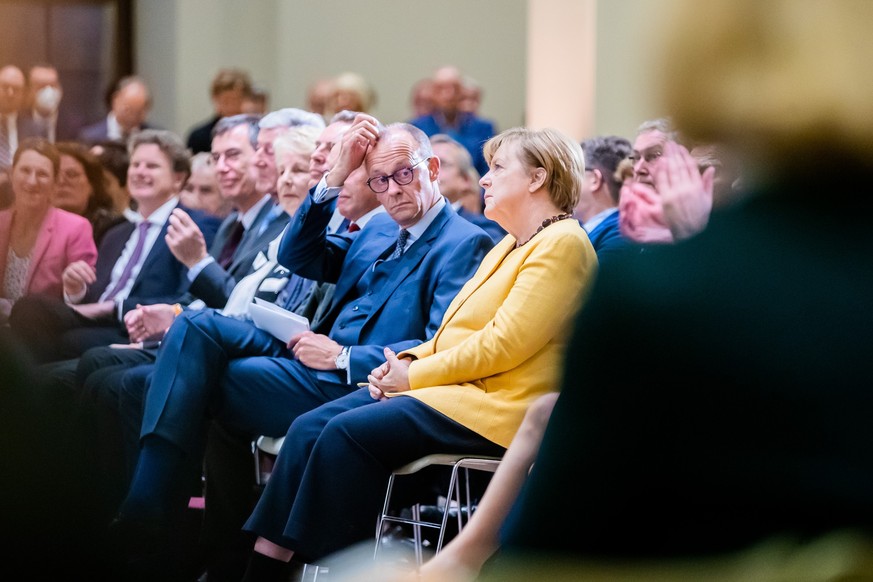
[483,127,584,214]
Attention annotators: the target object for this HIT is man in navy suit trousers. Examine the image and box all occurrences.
[9,130,220,363]
[109,115,494,574]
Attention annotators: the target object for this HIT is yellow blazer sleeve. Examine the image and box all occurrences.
[406,227,595,389]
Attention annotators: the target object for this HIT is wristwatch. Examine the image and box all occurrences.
[334,346,350,371]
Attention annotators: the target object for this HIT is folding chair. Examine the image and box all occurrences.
[373,454,502,567]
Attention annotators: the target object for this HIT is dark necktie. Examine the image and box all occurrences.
[347,221,360,233]
[388,229,410,260]
[218,221,245,269]
[0,115,10,168]
[104,221,151,301]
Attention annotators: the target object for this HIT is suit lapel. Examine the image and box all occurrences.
[366,205,451,315]
[0,211,12,280]
[211,212,240,259]
[91,220,135,299]
[129,202,179,293]
[330,224,395,311]
[435,235,512,329]
[235,202,273,258]
[231,207,289,274]
[25,208,55,289]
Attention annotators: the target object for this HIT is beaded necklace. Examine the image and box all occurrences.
[515,213,574,248]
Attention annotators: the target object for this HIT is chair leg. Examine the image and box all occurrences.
[411,503,423,567]
[436,462,463,552]
[463,466,473,528]
[373,473,398,559]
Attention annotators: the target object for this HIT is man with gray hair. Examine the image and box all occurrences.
[252,108,325,234]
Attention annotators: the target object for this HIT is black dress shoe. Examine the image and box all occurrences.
[108,513,185,581]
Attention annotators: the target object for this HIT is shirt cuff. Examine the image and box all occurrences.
[64,288,87,304]
[312,174,342,204]
[345,346,353,384]
[188,256,215,281]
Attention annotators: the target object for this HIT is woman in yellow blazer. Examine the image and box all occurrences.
[241,126,598,580]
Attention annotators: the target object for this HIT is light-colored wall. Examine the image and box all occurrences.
[526,0,596,141]
[592,0,663,140]
[137,0,527,140]
[136,0,661,146]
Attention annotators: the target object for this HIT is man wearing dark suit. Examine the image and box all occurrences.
[575,135,633,263]
[186,68,253,155]
[20,64,85,143]
[110,115,493,575]
[0,65,41,183]
[1,64,37,206]
[123,109,327,340]
[77,76,157,146]
[410,65,496,178]
[8,130,219,363]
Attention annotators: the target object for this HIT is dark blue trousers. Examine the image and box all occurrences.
[244,388,505,562]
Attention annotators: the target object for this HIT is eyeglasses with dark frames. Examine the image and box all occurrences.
[366,158,430,194]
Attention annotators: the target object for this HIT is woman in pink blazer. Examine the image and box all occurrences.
[0,138,97,324]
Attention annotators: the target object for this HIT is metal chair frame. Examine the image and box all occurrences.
[373,454,502,567]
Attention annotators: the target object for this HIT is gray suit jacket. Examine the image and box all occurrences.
[185,201,290,308]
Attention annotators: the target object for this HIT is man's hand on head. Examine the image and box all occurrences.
[327,113,380,188]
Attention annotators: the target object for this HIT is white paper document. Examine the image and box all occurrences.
[249,297,310,343]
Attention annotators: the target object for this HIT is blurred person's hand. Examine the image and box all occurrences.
[655,141,714,240]
[125,303,175,342]
[62,260,97,297]
[166,208,208,268]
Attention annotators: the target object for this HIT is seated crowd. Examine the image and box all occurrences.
[2,1,873,580]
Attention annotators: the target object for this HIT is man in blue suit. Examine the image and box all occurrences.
[9,130,220,363]
[109,115,493,575]
[121,111,311,338]
[410,65,496,178]
[574,135,633,263]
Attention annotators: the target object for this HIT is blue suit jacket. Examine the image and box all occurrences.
[279,194,494,382]
[84,202,220,315]
[185,201,289,308]
[410,112,496,177]
[457,206,507,244]
[584,209,629,265]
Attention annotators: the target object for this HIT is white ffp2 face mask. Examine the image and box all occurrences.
[35,86,62,114]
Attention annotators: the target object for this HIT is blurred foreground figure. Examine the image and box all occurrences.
[491,1,873,580]
[264,3,873,581]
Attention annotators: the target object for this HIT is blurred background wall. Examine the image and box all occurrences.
[1,0,664,143]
